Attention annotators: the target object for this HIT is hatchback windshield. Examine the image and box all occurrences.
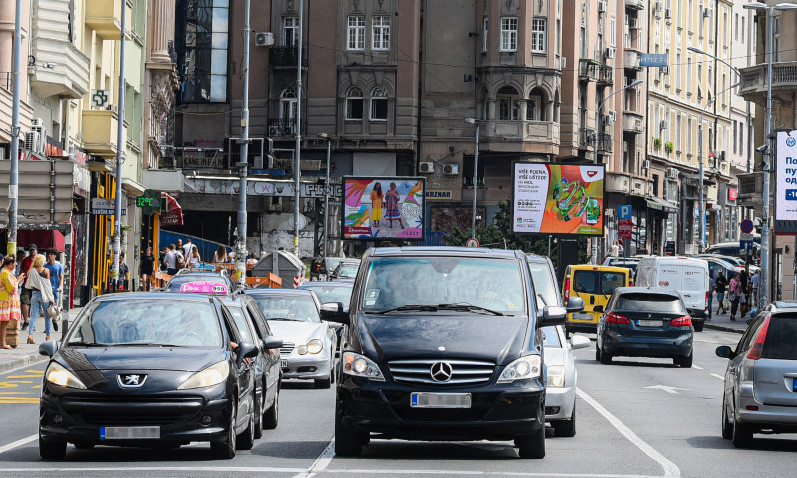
[361,256,526,314]
[573,270,626,295]
[68,300,222,346]
[253,295,320,322]
[616,293,684,314]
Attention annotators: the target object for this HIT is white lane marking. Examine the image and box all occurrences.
[577,388,680,477]
[293,439,335,478]
[324,471,654,477]
[0,434,37,455]
[0,467,306,473]
[711,373,724,380]
[645,385,689,395]
[692,364,703,370]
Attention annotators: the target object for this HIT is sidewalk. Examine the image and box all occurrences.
[704,308,752,334]
[0,307,83,373]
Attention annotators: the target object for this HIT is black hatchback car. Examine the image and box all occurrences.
[38,292,269,459]
[596,287,694,367]
[322,247,566,459]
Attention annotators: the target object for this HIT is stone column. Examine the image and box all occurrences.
[149,0,172,64]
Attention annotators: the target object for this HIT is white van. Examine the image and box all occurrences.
[635,257,709,332]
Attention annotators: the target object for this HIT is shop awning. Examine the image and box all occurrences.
[159,192,184,227]
[646,196,678,213]
[17,230,66,252]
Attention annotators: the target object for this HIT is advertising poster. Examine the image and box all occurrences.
[775,131,797,234]
[512,163,605,236]
[343,177,425,240]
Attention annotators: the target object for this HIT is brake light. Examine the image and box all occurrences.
[670,315,692,327]
[606,312,630,324]
[746,315,771,360]
[564,278,571,302]
[705,291,709,311]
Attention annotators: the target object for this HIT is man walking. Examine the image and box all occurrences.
[707,272,715,321]
[715,270,728,315]
[44,249,64,307]
[182,238,193,261]
[164,244,178,276]
[751,270,760,307]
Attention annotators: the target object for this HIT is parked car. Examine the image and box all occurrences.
[245,289,337,389]
[323,246,567,459]
[716,301,797,448]
[562,265,633,334]
[330,260,361,281]
[38,292,266,459]
[705,241,760,261]
[635,256,709,332]
[596,287,694,367]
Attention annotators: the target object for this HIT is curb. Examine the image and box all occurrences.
[0,352,49,374]
[704,323,745,334]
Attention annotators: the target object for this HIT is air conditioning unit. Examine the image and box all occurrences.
[561,56,567,69]
[31,118,44,127]
[24,132,41,152]
[654,1,663,16]
[598,1,607,13]
[629,18,639,29]
[419,161,435,173]
[443,164,459,175]
[605,47,616,59]
[659,65,669,75]
[255,32,274,47]
[605,111,616,125]
[642,159,650,170]
[703,7,713,18]
[664,8,672,20]
[302,159,322,171]
[660,120,668,130]
[666,167,679,179]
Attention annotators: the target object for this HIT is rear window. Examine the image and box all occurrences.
[762,317,797,360]
[573,270,626,295]
[616,293,684,313]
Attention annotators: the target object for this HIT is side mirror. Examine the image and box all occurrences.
[569,335,591,350]
[237,341,259,365]
[320,302,349,324]
[39,340,58,357]
[715,345,735,359]
[539,305,567,326]
[262,336,283,350]
[566,296,585,313]
[593,305,605,313]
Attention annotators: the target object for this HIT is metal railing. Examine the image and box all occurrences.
[269,44,308,67]
[268,118,297,136]
[597,65,614,85]
[579,128,595,147]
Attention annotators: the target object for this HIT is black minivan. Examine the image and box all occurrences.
[322,247,566,459]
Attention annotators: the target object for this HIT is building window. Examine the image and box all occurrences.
[741,16,745,43]
[735,13,739,41]
[686,55,692,95]
[500,17,517,52]
[497,86,520,120]
[280,88,298,134]
[531,18,546,53]
[610,18,615,47]
[527,88,546,121]
[283,17,299,46]
[463,155,484,187]
[482,17,489,53]
[347,16,365,50]
[370,86,389,121]
[372,16,390,50]
[733,120,737,154]
[739,119,744,153]
[176,0,229,103]
[345,87,364,120]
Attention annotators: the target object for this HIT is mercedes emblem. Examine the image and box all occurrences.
[430,362,453,382]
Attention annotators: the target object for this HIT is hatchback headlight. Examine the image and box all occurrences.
[342,352,385,381]
[547,365,565,388]
[177,361,229,390]
[497,355,542,383]
[45,362,87,389]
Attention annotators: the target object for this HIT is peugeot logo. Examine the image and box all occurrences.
[430,362,453,382]
[117,374,147,388]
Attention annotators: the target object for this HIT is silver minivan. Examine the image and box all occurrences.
[716,302,797,447]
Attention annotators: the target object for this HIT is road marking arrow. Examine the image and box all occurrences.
[645,385,690,394]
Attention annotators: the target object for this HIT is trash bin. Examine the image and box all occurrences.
[251,250,307,288]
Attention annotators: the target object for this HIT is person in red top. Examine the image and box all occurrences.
[19,244,37,329]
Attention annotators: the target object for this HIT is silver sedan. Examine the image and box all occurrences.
[543,325,590,437]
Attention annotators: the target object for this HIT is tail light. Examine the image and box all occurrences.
[670,315,692,327]
[564,277,571,303]
[746,315,772,360]
[705,291,709,312]
[606,312,630,324]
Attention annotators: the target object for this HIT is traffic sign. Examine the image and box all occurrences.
[465,238,480,248]
[618,205,632,220]
[740,219,754,234]
[618,219,633,240]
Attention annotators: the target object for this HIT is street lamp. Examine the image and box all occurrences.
[592,79,643,264]
[465,118,480,239]
[688,46,741,254]
[319,133,332,263]
[742,2,797,306]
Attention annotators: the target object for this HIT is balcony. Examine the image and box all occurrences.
[625,0,645,10]
[597,133,612,152]
[606,171,650,197]
[81,109,129,157]
[739,62,797,104]
[268,118,297,137]
[578,128,595,148]
[579,59,599,82]
[623,112,644,134]
[85,0,132,40]
[597,65,614,86]
[268,45,308,68]
[623,50,642,70]
[480,120,560,153]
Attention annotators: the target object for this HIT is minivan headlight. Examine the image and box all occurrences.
[342,352,385,381]
[45,362,87,389]
[547,365,565,388]
[497,355,542,383]
[178,361,229,389]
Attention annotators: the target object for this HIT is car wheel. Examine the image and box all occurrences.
[694,321,704,332]
[73,442,94,449]
[599,347,612,365]
[732,409,754,448]
[552,402,576,438]
[721,395,733,440]
[677,352,693,368]
[314,376,332,389]
[595,342,602,362]
[237,394,256,451]
[263,387,279,430]
[39,433,66,460]
[334,402,362,457]
[515,423,546,459]
[211,399,237,459]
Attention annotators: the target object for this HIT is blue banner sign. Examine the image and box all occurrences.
[639,54,668,67]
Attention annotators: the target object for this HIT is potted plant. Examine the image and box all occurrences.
[653,138,662,151]
[665,141,674,155]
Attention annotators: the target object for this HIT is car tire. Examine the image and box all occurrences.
[315,376,332,389]
[599,346,612,365]
[595,342,601,362]
[39,433,66,460]
[721,396,733,440]
[73,442,95,449]
[263,387,279,430]
[694,321,704,332]
[553,402,576,438]
[237,396,256,451]
[254,389,263,439]
[211,399,237,459]
[732,411,754,448]
[515,423,546,459]
[334,402,362,457]
[677,352,693,368]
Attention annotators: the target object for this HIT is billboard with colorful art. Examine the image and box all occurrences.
[343,177,426,240]
[512,162,605,236]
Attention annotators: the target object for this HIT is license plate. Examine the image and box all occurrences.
[571,313,593,322]
[100,426,160,440]
[410,392,471,408]
[280,359,288,368]
[638,319,662,327]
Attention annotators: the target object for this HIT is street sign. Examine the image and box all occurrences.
[618,219,633,240]
[639,54,668,67]
[465,238,480,248]
[740,233,754,254]
[618,205,632,220]
[91,198,126,216]
[740,219,754,234]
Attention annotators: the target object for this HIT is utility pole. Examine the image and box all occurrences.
[319,134,331,262]
[293,0,304,257]
[111,0,127,289]
[7,0,22,257]
[236,0,252,286]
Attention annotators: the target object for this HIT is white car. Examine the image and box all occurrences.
[542,325,590,436]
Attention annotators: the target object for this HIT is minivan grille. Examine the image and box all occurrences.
[387,358,495,385]
[279,343,295,356]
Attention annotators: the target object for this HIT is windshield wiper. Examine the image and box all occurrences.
[67,342,108,347]
[373,304,441,314]
[438,303,505,316]
[267,317,299,321]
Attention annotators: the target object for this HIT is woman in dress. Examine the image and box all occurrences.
[384,182,405,229]
[0,256,24,349]
[188,245,201,269]
[370,182,383,228]
[728,273,742,322]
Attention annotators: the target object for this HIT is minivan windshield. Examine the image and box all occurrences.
[361,256,526,315]
[528,261,559,308]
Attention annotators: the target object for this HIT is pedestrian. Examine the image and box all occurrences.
[384,182,404,229]
[246,252,257,277]
[14,250,26,276]
[139,246,155,291]
[44,249,63,307]
[188,245,201,269]
[715,270,728,315]
[213,245,226,263]
[176,239,184,255]
[750,270,759,307]
[226,252,235,263]
[164,244,178,276]
[19,244,37,330]
[0,256,24,349]
[610,240,620,257]
[118,254,130,290]
[24,254,55,343]
[370,182,383,228]
[728,273,742,321]
[707,272,715,321]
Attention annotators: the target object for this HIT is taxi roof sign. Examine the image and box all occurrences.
[179,281,229,294]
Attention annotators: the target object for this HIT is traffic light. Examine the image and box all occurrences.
[224,137,241,169]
